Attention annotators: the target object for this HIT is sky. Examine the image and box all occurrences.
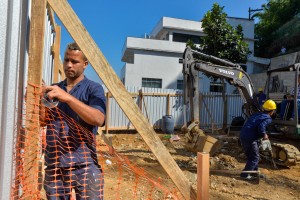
[55,0,267,84]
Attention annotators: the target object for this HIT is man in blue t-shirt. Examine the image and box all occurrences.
[239,100,276,180]
[42,42,106,200]
[255,88,266,107]
[290,75,300,99]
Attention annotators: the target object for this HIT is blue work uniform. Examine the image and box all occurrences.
[290,86,300,99]
[256,92,266,106]
[44,77,106,200]
[239,112,272,178]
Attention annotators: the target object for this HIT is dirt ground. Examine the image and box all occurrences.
[106,129,300,200]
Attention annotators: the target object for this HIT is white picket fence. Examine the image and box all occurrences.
[101,86,244,132]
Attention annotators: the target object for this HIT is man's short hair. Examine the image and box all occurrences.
[66,42,88,61]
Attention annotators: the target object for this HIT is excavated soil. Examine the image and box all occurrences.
[106,130,300,200]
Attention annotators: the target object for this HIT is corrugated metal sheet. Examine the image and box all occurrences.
[0,1,24,198]
[103,86,244,130]
[43,9,55,85]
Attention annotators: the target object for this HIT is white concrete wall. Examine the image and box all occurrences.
[121,17,255,94]
[124,51,182,88]
[0,0,27,199]
[151,17,204,39]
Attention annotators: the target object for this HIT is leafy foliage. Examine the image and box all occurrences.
[255,0,300,57]
[188,3,251,64]
[186,3,251,83]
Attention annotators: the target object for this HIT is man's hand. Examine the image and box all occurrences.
[44,85,72,103]
[43,85,105,126]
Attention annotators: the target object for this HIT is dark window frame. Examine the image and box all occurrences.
[142,78,162,88]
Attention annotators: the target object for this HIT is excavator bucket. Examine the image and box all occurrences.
[183,122,222,154]
[185,135,222,154]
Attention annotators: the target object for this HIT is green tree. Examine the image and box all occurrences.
[255,0,300,57]
[189,3,251,64]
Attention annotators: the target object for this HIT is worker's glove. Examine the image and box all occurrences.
[259,139,272,152]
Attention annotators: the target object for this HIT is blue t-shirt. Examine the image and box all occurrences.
[45,77,106,167]
[256,92,266,106]
[240,112,271,143]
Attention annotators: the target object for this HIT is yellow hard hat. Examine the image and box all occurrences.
[258,88,263,92]
[262,100,276,111]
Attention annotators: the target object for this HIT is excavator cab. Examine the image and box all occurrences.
[266,52,300,139]
[264,53,300,166]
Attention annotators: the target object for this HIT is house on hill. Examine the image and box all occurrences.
[121,16,269,92]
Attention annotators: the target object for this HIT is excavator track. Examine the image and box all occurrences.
[271,143,300,167]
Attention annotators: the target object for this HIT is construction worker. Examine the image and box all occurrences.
[239,99,277,180]
[255,88,266,107]
[282,74,300,121]
[290,74,300,99]
[42,42,106,199]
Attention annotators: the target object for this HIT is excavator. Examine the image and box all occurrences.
[181,47,300,167]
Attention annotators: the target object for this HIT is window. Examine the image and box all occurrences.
[173,33,202,44]
[142,78,162,88]
[210,82,225,92]
[177,80,183,90]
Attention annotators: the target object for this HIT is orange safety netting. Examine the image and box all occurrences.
[10,83,180,200]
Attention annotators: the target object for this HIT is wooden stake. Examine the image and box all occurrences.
[197,152,209,200]
[167,94,171,115]
[47,1,197,199]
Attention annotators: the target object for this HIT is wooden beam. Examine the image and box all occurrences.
[23,0,47,199]
[47,0,197,199]
[46,4,55,28]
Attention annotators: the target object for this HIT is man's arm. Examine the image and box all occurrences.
[44,85,105,126]
[65,95,105,126]
[258,118,272,140]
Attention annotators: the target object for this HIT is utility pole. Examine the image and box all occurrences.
[248,7,263,20]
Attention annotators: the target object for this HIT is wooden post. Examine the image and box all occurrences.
[222,79,227,130]
[47,1,197,199]
[105,92,110,135]
[138,89,143,111]
[23,0,47,199]
[197,152,209,200]
[139,89,150,122]
[167,94,171,115]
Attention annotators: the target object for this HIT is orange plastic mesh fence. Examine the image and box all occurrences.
[10,83,180,200]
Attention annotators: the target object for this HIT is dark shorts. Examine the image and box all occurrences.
[44,163,104,200]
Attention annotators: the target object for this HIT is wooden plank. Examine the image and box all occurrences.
[197,152,209,200]
[47,1,197,199]
[23,0,47,199]
[47,4,55,27]
[52,25,64,82]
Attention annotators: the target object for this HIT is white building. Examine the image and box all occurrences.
[121,16,267,93]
